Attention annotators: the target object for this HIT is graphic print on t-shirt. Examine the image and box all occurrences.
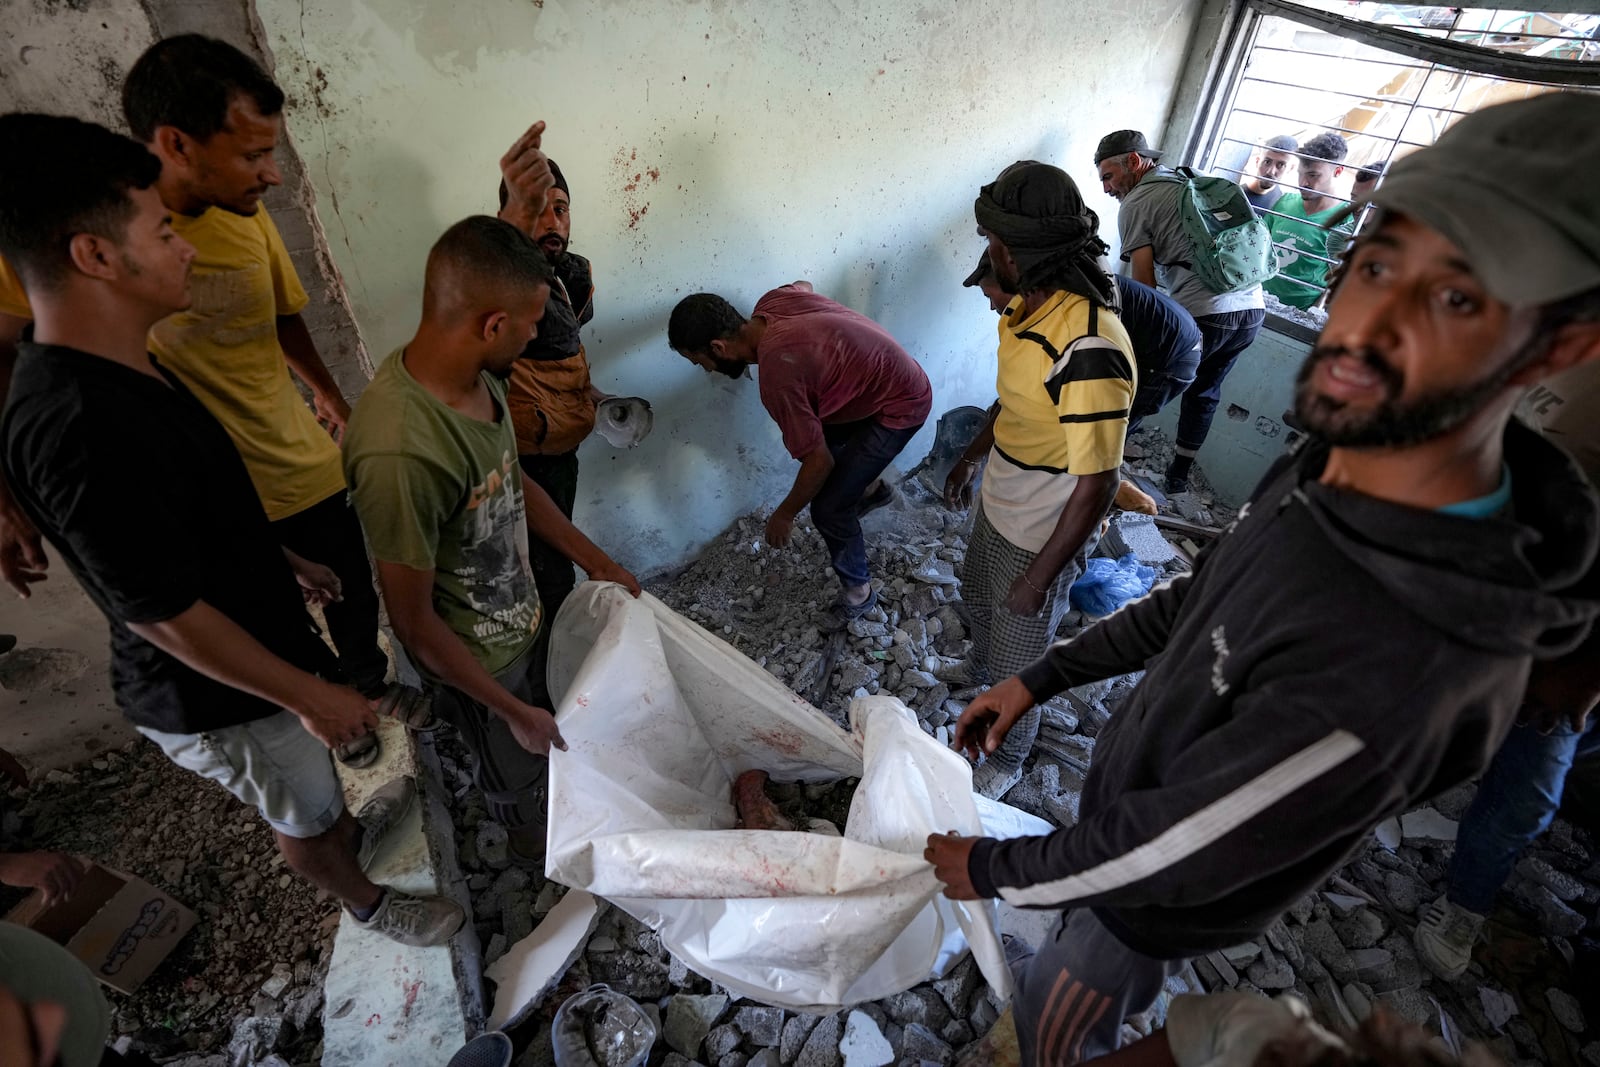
[157,263,278,350]
[460,449,540,645]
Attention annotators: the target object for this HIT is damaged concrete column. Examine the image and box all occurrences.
[142,0,374,400]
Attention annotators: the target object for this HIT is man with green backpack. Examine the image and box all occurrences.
[1095,131,1272,492]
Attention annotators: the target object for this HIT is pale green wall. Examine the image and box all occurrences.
[258,0,1207,575]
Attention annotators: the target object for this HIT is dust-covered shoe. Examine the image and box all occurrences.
[351,889,464,947]
[1414,894,1485,980]
[355,778,416,871]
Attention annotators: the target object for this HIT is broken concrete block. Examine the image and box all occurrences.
[1399,807,1457,846]
[228,1016,288,1064]
[932,955,982,1019]
[1517,856,1587,902]
[882,986,951,1031]
[840,1010,894,1067]
[900,1022,955,1066]
[734,1005,785,1047]
[780,1015,820,1063]
[1299,920,1355,983]
[1382,871,1420,915]
[666,994,730,1058]
[1220,941,1262,966]
[795,1012,845,1067]
[705,1022,744,1061]
[1334,908,1387,949]
[476,821,510,868]
[1342,983,1372,1021]
[941,1019,975,1047]
[747,1051,781,1067]
[1526,884,1587,936]
[1548,988,1587,1033]
[1246,949,1294,990]
[1349,948,1394,986]
[1479,987,1518,1031]
[1203,950,1240,988]
[1323,891,1369,917]
[1376,988,1433,1026]
[485,889,602,1029]
[902,669,938,689]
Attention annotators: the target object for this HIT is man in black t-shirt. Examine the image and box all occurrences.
[0,113,460,947]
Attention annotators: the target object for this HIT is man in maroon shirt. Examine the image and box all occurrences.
[669,283,932,616]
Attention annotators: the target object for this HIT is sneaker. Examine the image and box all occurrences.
[355,778,416,871]
[1415,894,1485,980]
[350,889,464,947]
[971,758,1023,801]
[935,659,992,688]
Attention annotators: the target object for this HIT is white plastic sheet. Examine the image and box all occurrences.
[544,582,1052,1012]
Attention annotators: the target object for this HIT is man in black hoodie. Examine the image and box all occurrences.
[927,92,1600,1065]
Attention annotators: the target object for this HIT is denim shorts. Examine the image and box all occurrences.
[138,711,344,838]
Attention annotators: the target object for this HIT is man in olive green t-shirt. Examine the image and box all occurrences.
[344,205,639,862]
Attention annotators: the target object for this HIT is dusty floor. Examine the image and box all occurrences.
[0,544,136,771]
[7,435,1599,1065]
[2,740,335,1065]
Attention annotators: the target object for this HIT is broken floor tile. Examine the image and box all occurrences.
[1399,808,1458,847]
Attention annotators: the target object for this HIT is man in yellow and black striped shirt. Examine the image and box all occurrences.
[950,160,1133,800]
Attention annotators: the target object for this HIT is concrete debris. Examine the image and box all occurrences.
[1517,855,1587,902]
[1480,987,1519,1031]
[1548,988,1588,1033]
[1399,807,1458,847]
[796,1012,845,1067]
[6,739,335,1063]
[840,1010,895,1067]
[25,487,1592,1065]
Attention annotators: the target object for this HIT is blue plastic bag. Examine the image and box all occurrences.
[1069,553,1158,617]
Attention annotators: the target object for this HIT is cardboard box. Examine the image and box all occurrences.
[5,863,197,994]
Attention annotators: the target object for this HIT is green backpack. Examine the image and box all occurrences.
[1148,167,1275,294]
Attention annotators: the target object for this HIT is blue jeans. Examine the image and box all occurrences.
[1175,309,1265,453]
[1127,340,1203,435]
[1446,718,1600,914]
[810,418,922,587]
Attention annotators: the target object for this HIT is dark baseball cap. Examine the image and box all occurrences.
[962,251,993,288]
[1366,92,1600,307]
[1094,130,1163,165]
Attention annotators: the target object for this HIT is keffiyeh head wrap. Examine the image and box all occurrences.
[974,160,1116,308]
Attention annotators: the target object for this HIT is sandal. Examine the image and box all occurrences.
[833,585,880,621]
[377,683,439,733]
[335,730,381,769]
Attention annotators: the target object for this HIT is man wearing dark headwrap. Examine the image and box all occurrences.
[947,161,1135,800]
[499,148,614,621]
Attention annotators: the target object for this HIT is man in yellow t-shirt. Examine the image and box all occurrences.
[0,36,397,715]
[948,161,1134,800]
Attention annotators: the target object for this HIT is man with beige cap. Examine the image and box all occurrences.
[928,92,1600,1063]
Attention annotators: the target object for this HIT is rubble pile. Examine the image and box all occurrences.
[377,458,1599,1065]
[2,740,336,1066]
[1165,789,1600,1067]
[1263,291,1331,333]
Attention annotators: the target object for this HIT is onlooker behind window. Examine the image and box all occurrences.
[1239,134,1299,212]
[1352,158,1386,201]
[1263,131,1356,310]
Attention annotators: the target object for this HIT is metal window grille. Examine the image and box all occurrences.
[1193,2,1599,315]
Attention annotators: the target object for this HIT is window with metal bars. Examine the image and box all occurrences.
[1190,1,1598,327]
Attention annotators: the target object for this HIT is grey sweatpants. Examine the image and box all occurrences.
[431,637,551,829]
[958,504,1095,771]
[1012,909,1181,1065]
